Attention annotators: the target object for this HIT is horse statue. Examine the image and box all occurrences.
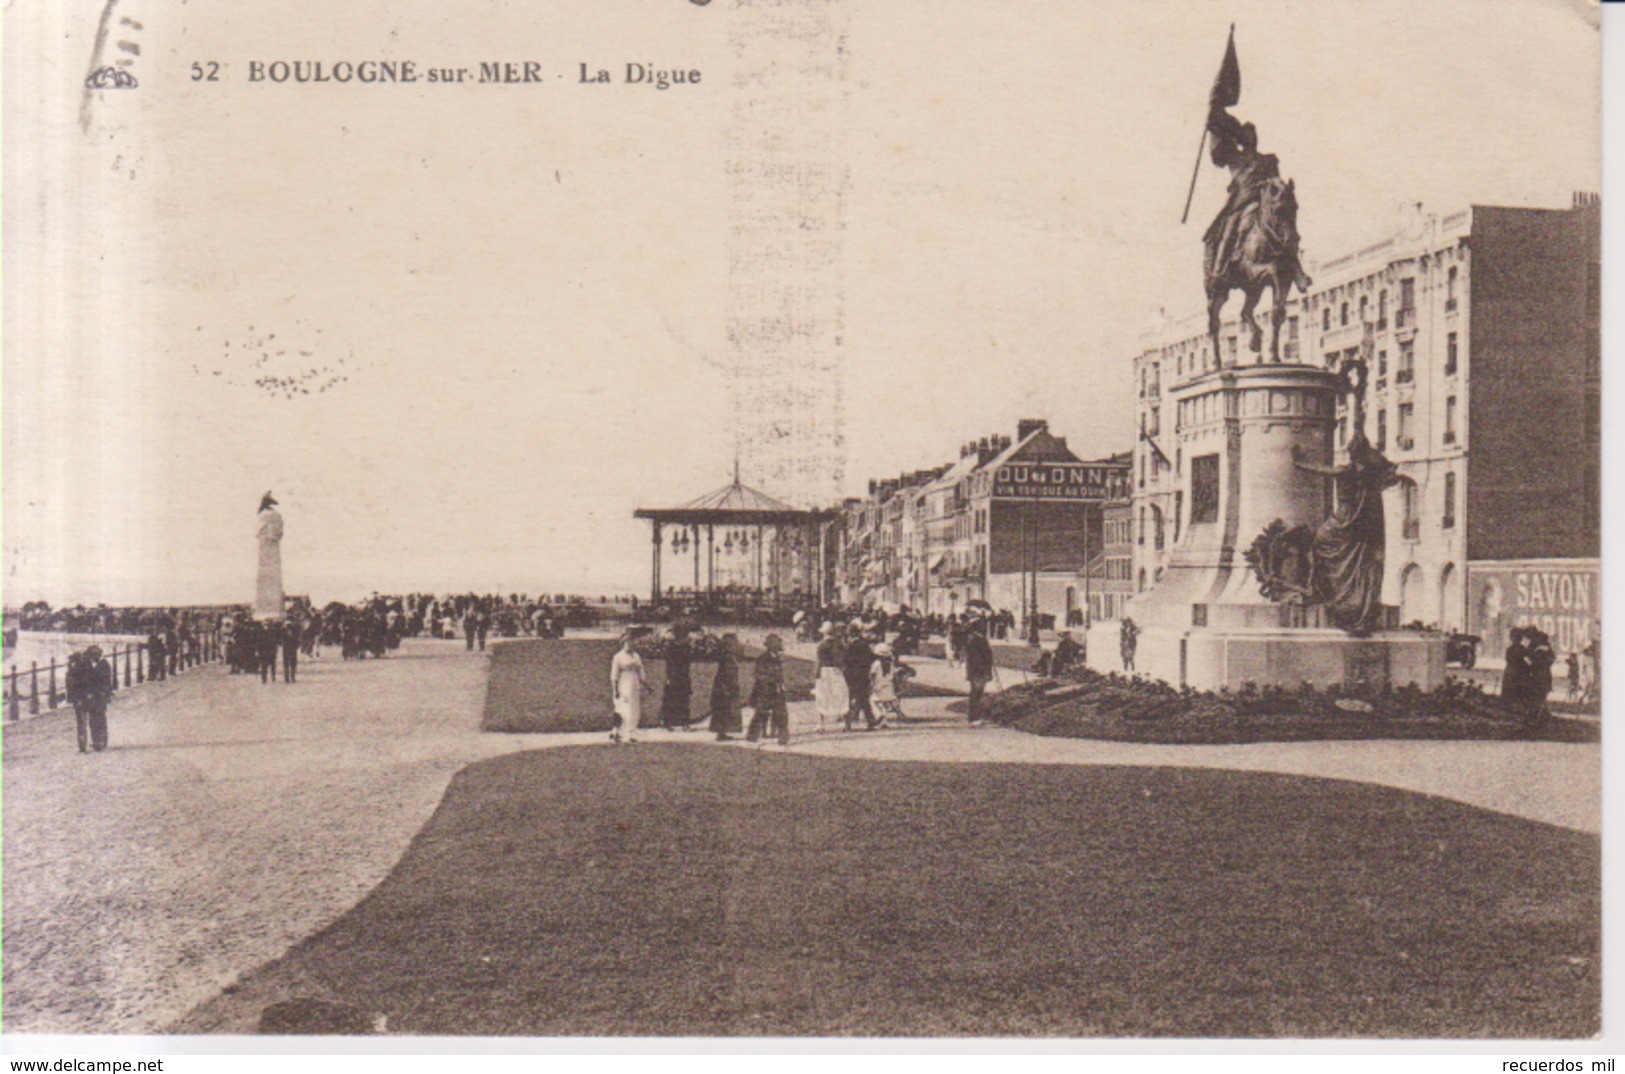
[1202,116,1313,366]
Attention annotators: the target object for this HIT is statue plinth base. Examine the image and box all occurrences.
[1093,364,1445,691]
[1089,620,1446,692]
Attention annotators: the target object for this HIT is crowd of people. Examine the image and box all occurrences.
[606,603,1016,747]
[39,583,1594,758]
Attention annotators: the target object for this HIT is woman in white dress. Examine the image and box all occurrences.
[813,621,849,731]
[609,631,648,744]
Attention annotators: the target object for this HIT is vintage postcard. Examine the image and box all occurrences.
[1,0,1605,1051]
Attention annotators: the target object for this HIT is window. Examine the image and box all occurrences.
[1398,277,1416,327]
[1152,506,1165,551]
[1444,396,1457,445]
[1403,483,1420,540]
[1340,302,1349,327]
[1138,508,1145,545]
[1287,316,1299,341]
[1376,409,1387,451]
[1446,332,1458,376]
[1443,472,1457,529]
[1191,454,1221,524]
[1446,266,1458,311]
[1148,407,1160,437]
[1377,349,1388,378]
[1337,417,1347,449]
[1323,307,1331,331]
[1397,340,1415,383]
[1173,491,1183,540]
[1398,403,1415,450]
[1378,289,1388,327]
[1359,295,1369,323]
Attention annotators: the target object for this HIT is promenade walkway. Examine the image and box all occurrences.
[1,638,1599,1034]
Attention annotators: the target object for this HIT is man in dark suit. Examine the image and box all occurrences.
[281,619,302,682]
[964,617,995,725]
[259,623,280,684]
[842,624,876,732]
[66,646,115,752]
[147,630,167,682]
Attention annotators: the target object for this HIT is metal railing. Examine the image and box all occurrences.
[6,634,223,723]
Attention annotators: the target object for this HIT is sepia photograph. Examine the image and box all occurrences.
[0,0,1606,1051]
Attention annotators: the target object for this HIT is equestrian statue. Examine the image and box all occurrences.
[1190,30,1312,365]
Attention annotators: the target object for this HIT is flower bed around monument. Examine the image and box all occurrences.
[980,667,1598,745]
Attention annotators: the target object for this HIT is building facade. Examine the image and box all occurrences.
[833,420,1131,629]
[1131,196,1600,660]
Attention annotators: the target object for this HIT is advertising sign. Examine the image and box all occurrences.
[1466,560,1599,660]
[993,464,1120,501]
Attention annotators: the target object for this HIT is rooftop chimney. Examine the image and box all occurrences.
[1017,418,1048,440]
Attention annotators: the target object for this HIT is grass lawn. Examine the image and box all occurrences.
[483,639,956,734]
[178,745,1599,1038]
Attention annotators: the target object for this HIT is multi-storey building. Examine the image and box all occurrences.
[832,421,1131,629]
[1131,196,1600,661]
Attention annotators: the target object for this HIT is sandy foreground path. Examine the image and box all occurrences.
[2,639,1599,1034]
[1,641,537,1034]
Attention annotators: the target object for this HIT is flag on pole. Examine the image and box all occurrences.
[1210,27,1240,113]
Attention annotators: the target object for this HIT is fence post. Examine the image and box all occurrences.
[123,645,133,687]
[28,662,39,715]
[136,646,145,684]
[47,658,58,710]
[8,666,18,721]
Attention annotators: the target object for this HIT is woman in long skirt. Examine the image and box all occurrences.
[709,633,743,741]
[610,631,647,744]
[813,622,849,731]
[659,627,694,730]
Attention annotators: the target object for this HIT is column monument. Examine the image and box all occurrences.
[254,491,286,621]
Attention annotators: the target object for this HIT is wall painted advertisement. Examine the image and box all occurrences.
[1466,559,1599,661]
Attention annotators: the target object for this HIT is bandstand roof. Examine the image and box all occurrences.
[634,476,834,527]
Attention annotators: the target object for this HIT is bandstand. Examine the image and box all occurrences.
[633,473,835,614]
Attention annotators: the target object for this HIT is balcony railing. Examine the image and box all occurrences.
[1396,369,1414,385]
[1402,519,1420,540]
[1396,307,1415,329]
[1443,430,1456,446]
[1444,298,1458,313]
[1397,435,1415,451]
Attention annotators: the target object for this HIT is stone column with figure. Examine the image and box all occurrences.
[254,492,286,620]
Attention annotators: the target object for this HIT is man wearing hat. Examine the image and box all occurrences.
[963,615,995,726]
[746,633,790,746]
[65,645,115,752]
[842,622,877,732]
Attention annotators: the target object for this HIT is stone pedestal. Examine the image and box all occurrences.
[1099,363,1446,691]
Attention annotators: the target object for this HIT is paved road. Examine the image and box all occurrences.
[1,637,1599,1035]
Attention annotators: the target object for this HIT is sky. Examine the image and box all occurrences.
[2,0,1600,606]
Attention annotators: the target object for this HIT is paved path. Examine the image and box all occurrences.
[2,641,533,1034]
[1,638,1599,1035]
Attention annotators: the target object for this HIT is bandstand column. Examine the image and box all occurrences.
[706,525,715,599]
[650,522,663,605]
[692,524,701,592]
